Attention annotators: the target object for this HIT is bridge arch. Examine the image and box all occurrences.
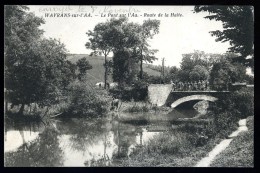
[170,95,218,108]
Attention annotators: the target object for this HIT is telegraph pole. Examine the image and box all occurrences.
[161,58,165,83]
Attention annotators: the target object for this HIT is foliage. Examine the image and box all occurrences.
[66,81,109,117]
[194,6,254,68]
[85,18,122,88]
[67,54,161,86]
[112,49,139,86]
[231,87,254,118]
[209,87,253,137]
[178,50,215,82]
[76,57,92,81]
[166,66,180,82]
[146,75,163,84]
[5,5,44,113]
[4,127,64,167]
[209,57,247,90]
[141,72,171,84]
[86,17,160,86]
[5,6,77,115]
[211,116,254,167]
[135,19,160,79]
[124,103,150,113]
[189,65,209,81]
[117,127,219,167]
[109,86,148,101]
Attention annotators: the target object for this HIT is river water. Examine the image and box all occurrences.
[4,109,200,167]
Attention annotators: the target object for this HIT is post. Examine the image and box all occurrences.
[104,56,107,89]
[161,57,165,84]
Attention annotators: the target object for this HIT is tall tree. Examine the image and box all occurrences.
[5,5,44,114]
[136,19,160,79]
[112,49,139,86]
[194,6,254,69]
[76,57,92,81]
[4,6,76,114]
[209,57,247,90]
[189,65,209,81]
[178,50,212,81]
[85,17,128,89]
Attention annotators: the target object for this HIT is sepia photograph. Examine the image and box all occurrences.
[4,5,254,167]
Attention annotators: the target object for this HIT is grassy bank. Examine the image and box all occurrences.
[67,54,161,86]
[114,101,174,124]
[113,125,222,167]
[113,115,253,167]
[210,116,254,167]
[120,101,172,114]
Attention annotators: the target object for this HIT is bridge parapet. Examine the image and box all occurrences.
[148,84,173,106]
[148,84,231,107]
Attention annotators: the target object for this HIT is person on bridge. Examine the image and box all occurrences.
[205,80,209,90]
[194,81,198,91]
[177,81,181,91]
[201,80,206,91]
[198,80,201,91]
[187,82,191,91]
[180,81,184,91]
[190,82,194,91]
[184,82,188,91]
[172,82,176,91]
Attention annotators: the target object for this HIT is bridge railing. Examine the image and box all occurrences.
[171,81,210,91]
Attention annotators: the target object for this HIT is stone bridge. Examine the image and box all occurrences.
[148,84,230,108]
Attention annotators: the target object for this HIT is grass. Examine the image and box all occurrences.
[115,101,174,124]
[114,125,223,167]
[115,115,254,167]
[122,102,151,113]
[121,101,172,114]
[5,101,69,119]
[67,54,161,86]
[210,116,254,167]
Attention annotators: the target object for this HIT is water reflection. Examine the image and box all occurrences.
[5,109,199,167]
[5,126,65,167]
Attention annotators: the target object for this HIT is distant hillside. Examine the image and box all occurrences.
[67,54,161,85]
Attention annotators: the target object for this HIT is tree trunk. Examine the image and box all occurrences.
[18,103,25,115]
[140,56,143,79]
[104,55,108,89]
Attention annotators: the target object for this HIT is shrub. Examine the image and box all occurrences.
[209,87,254,137]
[66,81,108,117]
[231,87,254,118]
[109,85,148,101]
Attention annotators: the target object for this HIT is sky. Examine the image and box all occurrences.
[28,5,231,67]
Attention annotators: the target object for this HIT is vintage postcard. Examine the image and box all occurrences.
[4,5,254,167]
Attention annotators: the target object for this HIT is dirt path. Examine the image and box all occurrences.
[195,119,248,167]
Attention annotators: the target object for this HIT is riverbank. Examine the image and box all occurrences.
[113,115,253,167]
[120,101,172,114]
[113,122,222,167]
[210,116,253,167]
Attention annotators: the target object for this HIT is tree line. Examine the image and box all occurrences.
[4,5,254,115]
[86,17,160,89]
[4,6,94,115]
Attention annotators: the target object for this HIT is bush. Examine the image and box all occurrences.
[209,87,254,137]
[146,132,192,156]
[231,87,254,118]
[124,103,149,113]
[109,85,148,101]
[66,81,108,117]
[211,116,254,167]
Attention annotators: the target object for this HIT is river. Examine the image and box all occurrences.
[4,108,201,167]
